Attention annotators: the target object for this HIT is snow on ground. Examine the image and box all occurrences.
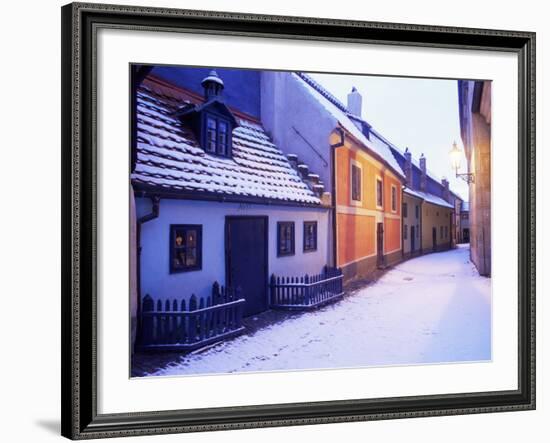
[149,245,491,377]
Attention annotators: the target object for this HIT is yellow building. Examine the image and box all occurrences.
[402,191,422,258]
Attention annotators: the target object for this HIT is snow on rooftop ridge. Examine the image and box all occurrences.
[297,74,458,192]
[403,187,454,209]
[294,73,405,179]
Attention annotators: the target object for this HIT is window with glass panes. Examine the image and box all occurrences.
[170,225,202,273]
[203,113,231,157]
[303,221,317,252]
[277,222,295,256]
[351,164,361,202]
[376,178,383,207]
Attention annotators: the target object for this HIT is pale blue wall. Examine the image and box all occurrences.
[151,66,261,118]
[136,198,330,302]
[261,72,337,188]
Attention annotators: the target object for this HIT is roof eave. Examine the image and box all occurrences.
[338,123,406,181]
[131,182,326,209]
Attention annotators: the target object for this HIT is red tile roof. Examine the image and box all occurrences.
[131,77,322,205]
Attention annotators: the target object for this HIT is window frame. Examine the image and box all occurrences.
[303,221,318,253]
[391,184,397,213]
[169,224,203,273]
[201,111,232,158]
[277,221,295,257]
[403,202,408,218]
[404,224,408,240]
[350,159,362,205]
[375,176,383,210]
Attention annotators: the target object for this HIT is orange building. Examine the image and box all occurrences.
[332,128,404,281]
[261,72,407,283]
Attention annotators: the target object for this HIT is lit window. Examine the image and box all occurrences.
[170,225,202,273]
[303,221,317,252]
[277,222,295,256]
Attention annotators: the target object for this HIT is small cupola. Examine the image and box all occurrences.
[201,70,224,101]
[175,70,238,158]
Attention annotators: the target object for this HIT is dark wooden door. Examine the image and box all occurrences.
[377,222,384,266]
[410,225,415,252]
[226,217,268,317]
[432,227,437,251]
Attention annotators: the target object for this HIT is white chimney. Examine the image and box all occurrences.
[347,86,362,117]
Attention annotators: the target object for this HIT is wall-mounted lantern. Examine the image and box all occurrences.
[450,141,475,184]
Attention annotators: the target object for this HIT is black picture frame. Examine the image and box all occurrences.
[61,2,536,439]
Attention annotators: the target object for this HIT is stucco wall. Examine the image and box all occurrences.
[459,80,492,276]
[136,198,330,302]
[334,137,402,273]
[337,212,376,265]
[421,202,453,252]
[260,71,336,188]
[402,193,422,255]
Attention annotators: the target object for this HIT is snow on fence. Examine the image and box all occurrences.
[137,282,245,352]
[270,266,344,310]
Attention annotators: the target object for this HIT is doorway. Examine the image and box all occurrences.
[225,216,268,317]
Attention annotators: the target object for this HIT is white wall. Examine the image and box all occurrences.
[137,198,330,301]
[0,1,546,443]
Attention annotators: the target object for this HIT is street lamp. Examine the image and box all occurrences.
[449,141,474,184]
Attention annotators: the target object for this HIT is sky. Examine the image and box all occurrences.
[309,73,469,201]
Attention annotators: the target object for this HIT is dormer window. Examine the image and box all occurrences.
[175,69,237,159]
[203,113,231,157]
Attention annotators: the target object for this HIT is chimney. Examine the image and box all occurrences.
[442,178,450,202]
[201,70,224,100]
[404,148,413,189]
[287,153,299,170]
[419,153,427,192]
[347,86,362,117]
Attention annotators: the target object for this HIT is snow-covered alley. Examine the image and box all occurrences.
[148,245,491,377]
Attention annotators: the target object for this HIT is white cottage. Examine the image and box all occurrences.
[131,71,331,319]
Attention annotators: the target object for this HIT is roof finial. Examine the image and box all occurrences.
[201,70,224,100]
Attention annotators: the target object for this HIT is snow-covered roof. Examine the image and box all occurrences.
[131,78,321,205]
[295,73,405,180]
[404,187,454,209]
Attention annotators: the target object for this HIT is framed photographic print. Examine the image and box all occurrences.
[61,2,536,439]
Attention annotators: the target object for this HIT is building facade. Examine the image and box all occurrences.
[261,72,405,283]
[390,145,458,256]
[459,201,470,243]
[458,80,491,276]
[402,190,423,258]
[130,69,332,335]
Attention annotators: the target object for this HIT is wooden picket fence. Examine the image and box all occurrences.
[270,266,344,310]
[137,282,245,352]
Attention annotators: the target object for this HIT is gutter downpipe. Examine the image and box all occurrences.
[330,128,345,270]
[135,195,160,349]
